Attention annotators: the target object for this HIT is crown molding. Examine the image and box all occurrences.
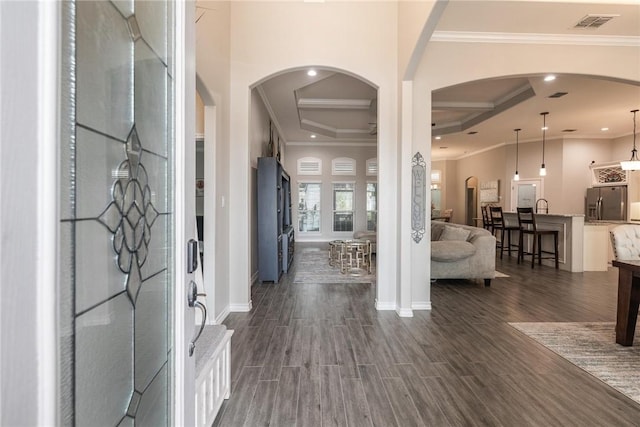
[287,140,377,147]
[255,85,288,143]
[431,31,640,47]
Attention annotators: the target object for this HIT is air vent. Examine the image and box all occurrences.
[297,157,322,175]
[332,157,356,175]
[574,14,618,29]
[562,129,577,132]
[467,131,478,135]
[549,92,568,98]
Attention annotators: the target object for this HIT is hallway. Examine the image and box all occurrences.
[214,244,640,426]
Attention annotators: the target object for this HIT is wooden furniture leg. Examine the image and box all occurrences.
[616,268,640,346]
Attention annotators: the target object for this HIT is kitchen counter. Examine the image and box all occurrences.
[503,212,584,272]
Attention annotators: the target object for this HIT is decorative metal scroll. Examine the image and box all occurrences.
[411,152,426,243]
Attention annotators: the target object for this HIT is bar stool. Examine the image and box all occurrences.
[489,206,520,259]
[481,205,492,231]
[516,207,559,268]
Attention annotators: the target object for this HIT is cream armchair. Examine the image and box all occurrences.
[610,224,640,260]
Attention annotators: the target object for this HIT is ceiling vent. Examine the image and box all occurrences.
[549,92,568,98]
[562,129,577,132]
[574,14,618,29]
[467,131,478,135]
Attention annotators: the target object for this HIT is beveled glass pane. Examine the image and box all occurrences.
[134,40,168,158]
[136,363,168,426]
[141,151,168,213]
[111,0,134,18]
[76,127,127,219]
[76,293,133,426]
[135,1,168,64]
[135,271,168,390]
[75,220,126,314]
[76,1,133,141]
[141,214,168,279]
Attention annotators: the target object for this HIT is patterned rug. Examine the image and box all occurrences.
[509,322,640,405]
[293,249,376,284]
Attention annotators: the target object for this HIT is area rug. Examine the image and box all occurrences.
[293,249,376,284]
[509,322,640,405]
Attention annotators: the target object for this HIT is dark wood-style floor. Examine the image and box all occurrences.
[213,244,640,426]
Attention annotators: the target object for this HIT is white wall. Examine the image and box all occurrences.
[195,1,232,317]
[284,145,378,242]
[223,1,401,310]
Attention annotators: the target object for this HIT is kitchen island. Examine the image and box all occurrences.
[502,212,585,272]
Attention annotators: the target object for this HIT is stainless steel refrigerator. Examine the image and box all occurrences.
[585,185,627,221]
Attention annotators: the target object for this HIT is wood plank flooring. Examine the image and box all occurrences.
[213,244,640,426]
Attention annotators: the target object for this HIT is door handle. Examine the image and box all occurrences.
[187,280,208,357]
[189,301,207,357]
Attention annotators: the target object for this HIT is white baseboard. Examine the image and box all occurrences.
[375,300,396,311]
[229,302,252,312]
[212,306,230,324]
[411,301,432,310]
[396,307,414,317]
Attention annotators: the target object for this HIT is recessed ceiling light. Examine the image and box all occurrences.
[544,75,556,82]
[440,146,448,149]
[601,127,609,131]
[310,134,316,138]
[307,69,317,77]
[435,136,441,140]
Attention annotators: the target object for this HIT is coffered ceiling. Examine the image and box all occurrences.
[246,0,640,159]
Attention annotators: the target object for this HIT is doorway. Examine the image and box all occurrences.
[511,178,544,210]
[465,176,478,226]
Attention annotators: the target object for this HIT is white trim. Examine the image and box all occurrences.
[37,1,59,424]
[229,303,252,312]
[297,98,372,109]
[431,30,640,47]
[297,157,322,175]
[411,302,432,311]
[375,300,396,311]
[287,141,377,147]
[255,84,287,144]
[214,306,231,325]
[396,308,414,317]
[331,157,356,176]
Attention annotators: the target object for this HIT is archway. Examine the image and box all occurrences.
[465,176,478,226]
[249,66,382,299]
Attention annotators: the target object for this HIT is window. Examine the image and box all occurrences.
[332,157,356,175]
[366,182,377,231]
[297,157,322,175]
[298,182,321,232]
[366,158,378,176]
[333,182,354,232]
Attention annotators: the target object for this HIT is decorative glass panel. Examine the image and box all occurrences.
[60,0,174,424]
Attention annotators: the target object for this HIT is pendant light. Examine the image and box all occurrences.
[620,109,640,171]
[513,128,521,181]
[539,112,548,176]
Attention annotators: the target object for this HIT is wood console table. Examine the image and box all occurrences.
[611,259,640,346]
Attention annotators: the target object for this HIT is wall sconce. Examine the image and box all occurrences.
[513,128,521,181]
[620,109,640,171]
[539,112,548,176]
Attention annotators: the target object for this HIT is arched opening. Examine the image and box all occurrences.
[431,73,640,226]
[249,66,380,299]
[465,176,478,226]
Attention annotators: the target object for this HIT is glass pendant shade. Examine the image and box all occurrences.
[539,112,548,177]
[621,109,640,171]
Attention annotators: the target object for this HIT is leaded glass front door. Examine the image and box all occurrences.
[59,1,178,424]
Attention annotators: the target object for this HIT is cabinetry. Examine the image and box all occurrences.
[257,157,294,282]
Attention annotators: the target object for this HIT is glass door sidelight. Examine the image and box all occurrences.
[59,1,176,424]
